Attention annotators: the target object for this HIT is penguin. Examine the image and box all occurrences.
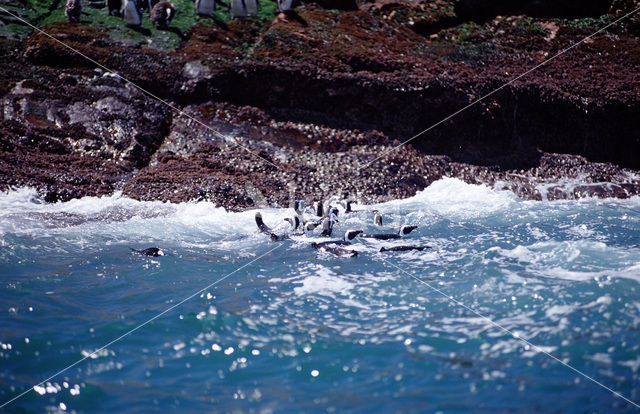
[374,212,383,226]
[312,244,357,258]
[122,0,142,27]
[311,230,362,249]
[319,218,333,237]
[65,0,82,22]
[230,0,258,18]
[340,200,354,213]
[360,225,418,241]
[315,199,324,218]
[379,246,430,252]
[284,215,300,231]
[131,247,165,257]
[195,0,227,16]
[138,0,152,12]
[106,0,122,15]
[150,1,175,29]
[255,212,289,241]
[277,0,295,12]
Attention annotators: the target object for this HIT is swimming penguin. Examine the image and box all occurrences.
[106,0,122,15]
[379,246,430,252]
[131,247,165,257]
[360,225,418,240]
[312,244,357,258]
[311,230,362,249]
[230,0,258,18]
[374,212,382,226]
[150,1,175,29]
[65,0,82,22]
[255,212,289,241]
[122,0,142,27]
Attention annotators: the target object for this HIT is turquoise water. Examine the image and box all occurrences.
[1,178,639,413]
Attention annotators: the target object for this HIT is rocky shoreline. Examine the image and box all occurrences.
[1,0,639,210]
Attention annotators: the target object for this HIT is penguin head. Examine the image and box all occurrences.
[255,212,264,225]
[344,229,363,241]
[399,225,417,236]
[304,221,317,232]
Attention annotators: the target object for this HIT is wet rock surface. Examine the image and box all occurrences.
[1,2,640,209]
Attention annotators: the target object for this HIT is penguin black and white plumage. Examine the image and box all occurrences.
[230,0,258,18]
[122,0,142,26]
[150,1,175,29]
[380,246,430,252]
[311,230,362,249]
[107,0,122,15]
[361,225,417,240]
[65,0,82,22]
[131,247,165,257]
[284,216,300,231]
[255,212,289,241]
[311,229,361,257]
[374,212,382,226]
[314,199,324,218]
[319,218,333,237]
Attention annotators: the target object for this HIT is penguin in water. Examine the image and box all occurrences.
[360,225,418,240]
[65,0,82,22]
[374,212,383,226]
[311,230,362,248]
[195,0,227,16]
[106,0,122,15]
[122,0,142,27]
[311,230,362,258]
[255,212,289,241]
[379,246,430,252]
[230,0,258,18]
[150,1,175,29]
[131,247,165,257]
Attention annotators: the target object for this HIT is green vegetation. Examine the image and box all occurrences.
[565,15,612,30]
[1,0,278,50]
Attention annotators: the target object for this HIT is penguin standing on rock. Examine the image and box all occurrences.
[65,0,82,22]
[150,1,175,29]
[122,0,142,27]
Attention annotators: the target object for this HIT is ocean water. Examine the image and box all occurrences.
[0,177,639,413]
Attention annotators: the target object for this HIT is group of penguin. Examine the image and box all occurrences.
[65,0,299,28]
[64,0,175,29]
[254,199,429,258]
